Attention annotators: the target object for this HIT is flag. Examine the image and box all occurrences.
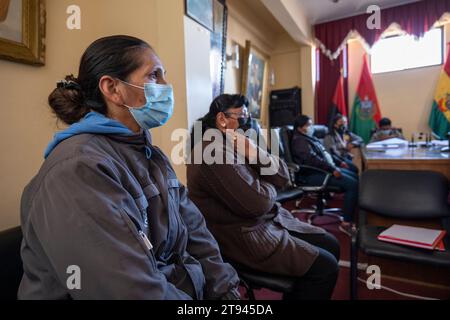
[327,72,347,128]
[429,43,450,140]
[332,72,347,117]
[350,54,382,143]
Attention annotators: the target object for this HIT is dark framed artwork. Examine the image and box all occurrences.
[0,0,46,65]
[210,0,227,98]
[241,40,268,120]
[185,0,214,32]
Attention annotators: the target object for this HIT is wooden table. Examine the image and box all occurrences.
[363,145,450,180]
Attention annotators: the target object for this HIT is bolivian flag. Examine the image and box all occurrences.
[429,44,450,140]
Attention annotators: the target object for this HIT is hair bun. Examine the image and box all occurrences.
[49,74,88,125]
[57,74,82,91]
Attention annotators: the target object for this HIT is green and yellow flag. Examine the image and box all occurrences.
[429,43,450,140]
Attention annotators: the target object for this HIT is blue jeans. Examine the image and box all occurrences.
[303,168,359,222]
[343,158,359,174]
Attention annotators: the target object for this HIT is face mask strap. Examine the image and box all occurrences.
[119,79,144,110]
[118,79,144,90]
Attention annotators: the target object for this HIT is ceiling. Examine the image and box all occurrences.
[298,0,421,25]
[233,0,288,34]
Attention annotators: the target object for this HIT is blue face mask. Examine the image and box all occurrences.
[121,80,174,130]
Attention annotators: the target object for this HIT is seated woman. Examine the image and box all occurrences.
[324,113,362,174]
[187,94,340,300]
[291,115,358,236]
[19,35,240,300]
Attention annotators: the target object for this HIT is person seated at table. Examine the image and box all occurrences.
[187,94,340,300]
[370,117,404,143]
[291,115,359,236]
[324,113,362,174]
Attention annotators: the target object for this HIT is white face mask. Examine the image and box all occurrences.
[306,126,315,137]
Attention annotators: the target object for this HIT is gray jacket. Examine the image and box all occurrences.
[324,129,363,159]
[19,131,240,300]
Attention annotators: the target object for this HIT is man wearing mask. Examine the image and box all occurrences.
[370,117,405,143]
[291,115,359,236]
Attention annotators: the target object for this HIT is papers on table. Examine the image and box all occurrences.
[431,140,449,147]
[366,138,408,150]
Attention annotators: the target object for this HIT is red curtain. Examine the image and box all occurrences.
[315,46,348,125]
[316,0,450,56]
[314,0,450,125]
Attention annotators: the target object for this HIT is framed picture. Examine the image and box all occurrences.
[185,0,214,32]
[210,0,227,98]
[0,0,45,65]
[241,40,268,120]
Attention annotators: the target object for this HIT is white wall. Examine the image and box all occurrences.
[184,17,213,130]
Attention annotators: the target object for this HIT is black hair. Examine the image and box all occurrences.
[294,115,311,130]
[189,94,249,150]
[48,35,152,125]
[332,113,344,125]
[202,94,249,129]
[328,112,344,132]
[379,117,392,127]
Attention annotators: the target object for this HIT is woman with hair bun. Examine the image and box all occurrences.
[19,35,240,300]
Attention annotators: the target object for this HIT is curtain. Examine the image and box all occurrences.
[315,0,450,60]
[314,0,450,125]
[315,46,348,125]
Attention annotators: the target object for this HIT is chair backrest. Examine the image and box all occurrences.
[360,170,450,219]
[0,227,23,300]
[312,125,329,147]
[312,125,329,140]
[279,126,295,164]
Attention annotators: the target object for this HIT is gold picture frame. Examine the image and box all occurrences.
[241,40,268,120]
[0,0,46,65]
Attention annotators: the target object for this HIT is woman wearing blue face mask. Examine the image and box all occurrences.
[18,35,240,300]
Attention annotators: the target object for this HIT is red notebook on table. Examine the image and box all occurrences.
[378,225,447,251]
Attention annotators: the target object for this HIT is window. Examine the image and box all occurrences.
[371,27,443,74]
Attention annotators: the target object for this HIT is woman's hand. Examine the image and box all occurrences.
[229,131,259,161]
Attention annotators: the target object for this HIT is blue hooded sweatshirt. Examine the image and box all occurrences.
[44,111,135,159]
